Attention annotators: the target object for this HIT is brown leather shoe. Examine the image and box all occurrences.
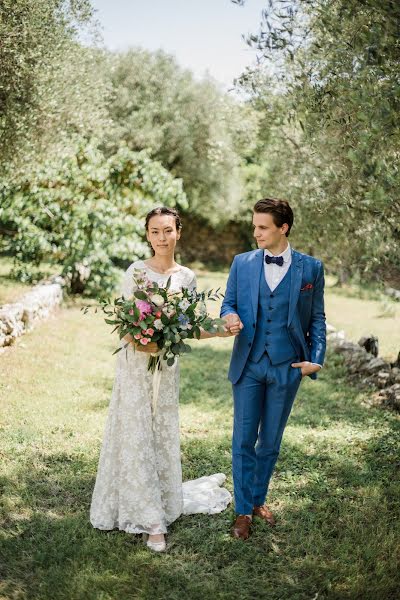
[232,515,252,540]
[253,505,276,527]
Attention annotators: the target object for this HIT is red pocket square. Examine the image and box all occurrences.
[300,283,313,291]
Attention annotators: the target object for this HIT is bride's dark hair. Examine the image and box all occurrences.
[145,207,182,231]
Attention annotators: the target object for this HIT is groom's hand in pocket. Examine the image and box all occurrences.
[291,361,321,377]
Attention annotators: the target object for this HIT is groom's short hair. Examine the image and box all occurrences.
[253,198,294,237]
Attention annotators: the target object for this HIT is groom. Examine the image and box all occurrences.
[221,198,326,540]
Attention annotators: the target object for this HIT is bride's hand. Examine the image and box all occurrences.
[134,341,159,354]
[217,328,236,337]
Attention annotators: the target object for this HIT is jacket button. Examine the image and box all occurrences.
[270,294,274,298]
[267,319,272,323]
[265,331,270,335]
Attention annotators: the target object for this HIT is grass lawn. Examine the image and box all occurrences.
[0,284,399,599]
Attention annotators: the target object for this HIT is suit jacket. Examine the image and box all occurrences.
[220,248,326,384]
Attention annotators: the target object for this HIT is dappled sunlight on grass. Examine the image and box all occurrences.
[1,291,399,599]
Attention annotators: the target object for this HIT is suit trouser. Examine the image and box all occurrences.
[232,353,302,515]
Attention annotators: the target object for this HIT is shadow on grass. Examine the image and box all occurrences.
[1,345,399,599]
[1,415,399,600]
[180,345,232,411]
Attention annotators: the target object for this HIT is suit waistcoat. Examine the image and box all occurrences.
[248,264,297,364]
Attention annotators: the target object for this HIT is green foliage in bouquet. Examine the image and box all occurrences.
[82,269,226,372]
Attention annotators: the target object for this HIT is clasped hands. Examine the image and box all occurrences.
[220,313,244,337]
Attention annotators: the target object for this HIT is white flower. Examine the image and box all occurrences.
[163,306,175,317]
[151,294,164,307]
[154,319,163,330]
[178,298,191,311]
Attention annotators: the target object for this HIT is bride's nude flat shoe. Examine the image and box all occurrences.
[142,533,166,553]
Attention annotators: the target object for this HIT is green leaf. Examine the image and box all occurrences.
[134,291,148,300]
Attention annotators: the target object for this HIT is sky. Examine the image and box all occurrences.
[90,0,267,90]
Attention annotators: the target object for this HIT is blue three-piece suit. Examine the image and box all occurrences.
[221,248,326,514]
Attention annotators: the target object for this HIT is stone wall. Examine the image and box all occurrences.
[0,277,64,349]
[327,326,400,411]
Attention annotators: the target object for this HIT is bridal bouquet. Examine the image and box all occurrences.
[83,269,225,372]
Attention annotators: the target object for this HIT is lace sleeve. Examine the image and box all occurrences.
[187,272,197,292]
[121,264,136,298]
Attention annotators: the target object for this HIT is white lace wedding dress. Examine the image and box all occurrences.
[90,260,231,535]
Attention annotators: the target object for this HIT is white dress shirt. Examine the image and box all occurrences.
[263,243,322,369]
[263,243,292,291]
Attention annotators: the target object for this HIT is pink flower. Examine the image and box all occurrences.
[129,309,134,315]
[134,333,142,340]
[136,299,152,320]
[155,311,162,318]
[139,337,150,345]
[146,328,154,336]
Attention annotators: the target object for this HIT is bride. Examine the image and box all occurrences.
[90,206,239,552]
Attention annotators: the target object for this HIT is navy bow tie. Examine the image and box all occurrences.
[265,254,284,266]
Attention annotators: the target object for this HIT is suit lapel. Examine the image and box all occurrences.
[288,249,303,325]
[250,249,263,321]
